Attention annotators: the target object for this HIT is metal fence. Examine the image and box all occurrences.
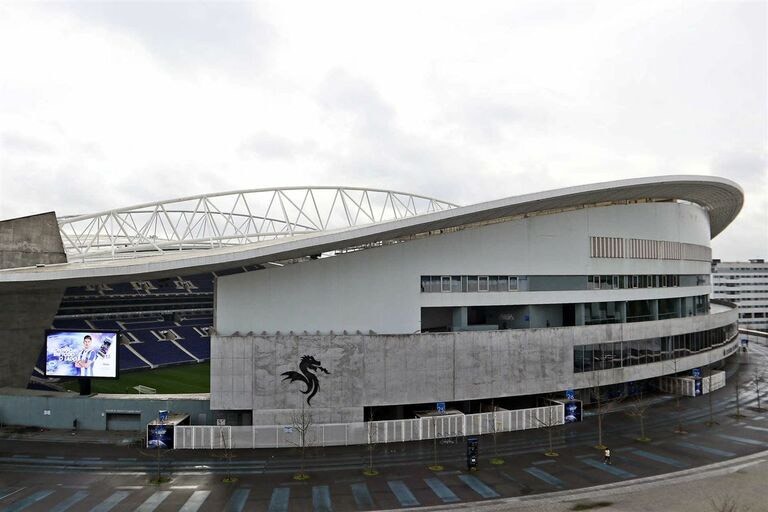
[174,404,563,449]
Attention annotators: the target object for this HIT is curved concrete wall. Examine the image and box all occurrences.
[0,213,66,387]
[217,202,712,335]
[210,306,737,426]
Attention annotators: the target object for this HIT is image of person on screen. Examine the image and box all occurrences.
[74,335,97,377]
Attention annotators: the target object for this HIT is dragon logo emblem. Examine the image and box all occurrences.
[281,355,330,406]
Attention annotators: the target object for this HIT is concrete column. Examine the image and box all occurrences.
[0,212,67,388]
[650,299,659,321]
[575,303,585,326]
[452,307,468,331]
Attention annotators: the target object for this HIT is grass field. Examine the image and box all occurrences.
[62,362,210,394]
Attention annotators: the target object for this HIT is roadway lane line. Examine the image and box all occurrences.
[631,449,687,468]
[178,490,211,512]
[523,467,564,489]
[312,485,333,512]
[581,457,638,478]
[744,425,768,433]
[717,434,766,446]
[225,488,250,512]
[49,491,88,512]
[350,483,374,509]
[89,491,130,512]
[0,489,24,501]
[135,490,171,512]
[387,480,419,507]
[1,490,53,512]
[676,441,736,458]
[425,477,460,503]
[267,487,289,512]
[458,474,500,498]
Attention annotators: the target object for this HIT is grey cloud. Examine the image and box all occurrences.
[317,70,395,135]
[55,1,274,76]
[1,132,57,155]
[239,133,301,160]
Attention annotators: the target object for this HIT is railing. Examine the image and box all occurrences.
[174,404,564,449]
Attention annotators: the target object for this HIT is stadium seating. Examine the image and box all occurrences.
[131,340,195,366]
[119,345,151,370]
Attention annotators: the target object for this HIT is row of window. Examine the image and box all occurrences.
[420,274,708,293]
[739,312,767,318]
[590,236,711,262]
[421,275,520,293]
[573,323,737,373]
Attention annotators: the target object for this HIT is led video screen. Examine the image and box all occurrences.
[44,330,119,378]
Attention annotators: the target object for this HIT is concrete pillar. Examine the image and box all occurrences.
[452,307,468,331]
[575,303,585,326]
[650,299,659,321]
[0,212,67,388]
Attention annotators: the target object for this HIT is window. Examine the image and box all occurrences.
[612,275,619,289]
[441,276,451,292]
[632,275,639,288]
[508,276,518,291]
[478,276,489,292]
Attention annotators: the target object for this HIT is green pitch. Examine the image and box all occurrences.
[63,362,210,394]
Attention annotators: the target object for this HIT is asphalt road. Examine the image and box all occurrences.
[0,343,766,512]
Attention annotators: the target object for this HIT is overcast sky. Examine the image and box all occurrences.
[0,1,765,260]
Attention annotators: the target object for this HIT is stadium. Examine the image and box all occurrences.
[0,176,744,448]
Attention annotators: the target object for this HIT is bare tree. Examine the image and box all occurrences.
[290,404,314,480]
[215,427,237,483]
[752,369,764,412]
[705,365,719,427]
[709,494,751,512]
[363,412,379,476]
[733,379,746,419]
[488,400,504,465]
[626,393,651,442]
[534,405,562,457]
[428,416,444,471]
[592,370,607,450]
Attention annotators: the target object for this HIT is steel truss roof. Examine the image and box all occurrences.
[58,187,458,261]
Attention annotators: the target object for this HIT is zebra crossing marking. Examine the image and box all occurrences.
[717,434,765,446]
[267,487,290,512]
[581,457,637,478]
[49,491,88,512]
[523,467,564,489]
[744,425,768,433]
[136,490,171,512]
[425,477,460,503]
[631,449,686,468]
[387,481,419,507]
[178,490,211,512]
[312,485,333,512]
[458,474,499,498]
[89,490,130,512]
[1,490,53,512]
[224,488,250,512]
[350,483,374,509]
[676,441,736,458]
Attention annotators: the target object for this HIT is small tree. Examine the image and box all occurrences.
[705,365,718,427]
[363,412,379,476]
[488,399,504,465]
[534,404,562,457]
[428,416,443,471]
[291,404,314,480]
[752,370,764,412]
[733,379,746,419]
[626,393,651,442]
[216,427,237,483]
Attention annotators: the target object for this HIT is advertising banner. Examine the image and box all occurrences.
[564,400,582,423]
[147,424,174,449]
[44,331,118,378]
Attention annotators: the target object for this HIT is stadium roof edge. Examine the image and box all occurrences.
[0,175,743,289]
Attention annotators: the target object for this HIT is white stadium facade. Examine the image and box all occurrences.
[0,176,745,447]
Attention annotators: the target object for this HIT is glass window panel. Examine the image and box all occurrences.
[467,275,478,292]
[508,276,518,291]
[451,276,461,293]
[478,276,489,292]
[441,276,451,292]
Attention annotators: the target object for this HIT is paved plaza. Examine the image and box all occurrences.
[0,342,766,511]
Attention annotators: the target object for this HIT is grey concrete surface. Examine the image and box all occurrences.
[0,212,66,387]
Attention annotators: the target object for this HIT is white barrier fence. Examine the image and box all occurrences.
[659,370,726,397]
[174,404,564,449]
